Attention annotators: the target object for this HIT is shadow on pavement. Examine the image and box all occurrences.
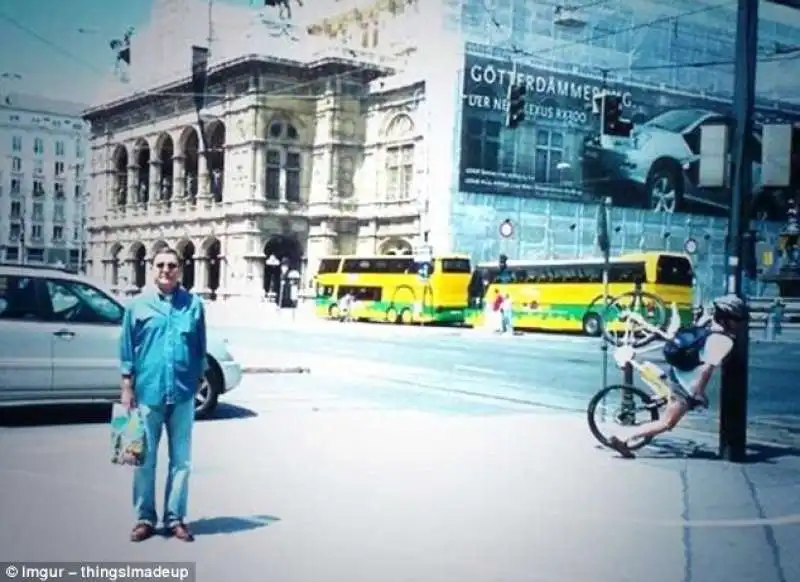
[205,403,258,421]
[190,515,281,536]
[0,404,112,427]
[627,437,800,464]
[0,402,258,427]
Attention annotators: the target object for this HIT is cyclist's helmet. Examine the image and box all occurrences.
[712,294,746,322]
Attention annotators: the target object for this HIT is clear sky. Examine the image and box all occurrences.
[0,0,259,106]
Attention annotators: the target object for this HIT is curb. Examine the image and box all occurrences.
[241,365,311,374]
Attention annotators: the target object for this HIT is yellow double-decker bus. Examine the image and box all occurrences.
[313,254,473,324]
[465,251,694,334]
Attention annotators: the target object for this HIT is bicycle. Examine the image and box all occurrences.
[601,289,670,348]
[587,303,685,451]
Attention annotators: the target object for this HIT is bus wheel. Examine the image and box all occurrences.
[582,312,603,336]
[400,309,414,324]
[328,304,341,320]
[385,307,399,324]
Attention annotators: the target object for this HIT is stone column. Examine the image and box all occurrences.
[127,166,138,211]
[195,255,209,295]
[149,160,162,214]
[198,152,210,202]
[218,255,229,299]
[172,156,185,198]
[253,143,266,200]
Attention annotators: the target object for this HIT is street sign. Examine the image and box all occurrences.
[413,244,433,264]
[417,261,431,281]
[499,219,514,238]
[684,237,698,255]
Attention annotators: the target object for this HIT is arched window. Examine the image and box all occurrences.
[384,114,415,201]
[265,120,302,203]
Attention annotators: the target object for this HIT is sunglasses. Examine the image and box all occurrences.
[155,262,179,271]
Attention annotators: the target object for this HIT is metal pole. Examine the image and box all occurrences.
[719,0,757,463]
[19,205,25,265]
[600,197,611,392]
[76,163,85,273]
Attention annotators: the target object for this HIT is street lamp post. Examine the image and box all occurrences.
[71,162,86,273]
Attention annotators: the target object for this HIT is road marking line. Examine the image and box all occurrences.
[453,365,504,376]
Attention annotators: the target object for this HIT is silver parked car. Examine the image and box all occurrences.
[0,263,242,419]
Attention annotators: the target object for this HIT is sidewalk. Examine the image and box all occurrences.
[1,411,798,582]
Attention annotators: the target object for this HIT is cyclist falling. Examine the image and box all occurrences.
[608,294,745,459]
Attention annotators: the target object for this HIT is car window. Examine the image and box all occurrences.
[0,275,42,321]
[645,109,712,133]
[44,279,124,324]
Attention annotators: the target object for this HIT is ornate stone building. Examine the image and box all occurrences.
[83,53,430,301]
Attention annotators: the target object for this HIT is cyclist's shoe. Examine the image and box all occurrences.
[645,396,667,410]
[609,436,636,459]
[688,395,709,411]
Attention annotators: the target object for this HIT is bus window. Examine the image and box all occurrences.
[341,259,365,273]
[496,269,514,284]
[318,258,342,274]
[555,266,579,283]
[577,265,603,283]
[387,258,414,273]
[339,285,382,301]
[656,255,694,286]
[610,262,646,284]
[316,284,335,298]
[440,258,471,273]
[524,266,545,283]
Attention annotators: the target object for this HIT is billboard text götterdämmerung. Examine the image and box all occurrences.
[458,48,800,219]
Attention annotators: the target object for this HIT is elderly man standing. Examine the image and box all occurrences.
[119,246,207,543]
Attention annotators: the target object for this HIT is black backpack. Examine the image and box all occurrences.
[663,326,714,371]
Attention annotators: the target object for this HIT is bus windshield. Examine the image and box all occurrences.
[655,255,693,287]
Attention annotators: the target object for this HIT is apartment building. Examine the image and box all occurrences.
[0,92,89,268]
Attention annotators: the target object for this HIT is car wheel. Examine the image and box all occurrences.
[646,161,683,214]
[195,359,222,420]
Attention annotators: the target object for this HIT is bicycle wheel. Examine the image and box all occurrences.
[602,290,669,348]
[587,384,660,451]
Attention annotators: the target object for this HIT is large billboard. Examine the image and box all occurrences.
[458,49,800,220]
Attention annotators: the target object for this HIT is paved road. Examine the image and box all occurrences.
[2,375,799,582]
[218,322,800,444]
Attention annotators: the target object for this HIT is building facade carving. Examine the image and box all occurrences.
[84,56,427,301]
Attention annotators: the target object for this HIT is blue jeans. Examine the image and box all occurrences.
[501,310,513,333]
[133,398,195,527]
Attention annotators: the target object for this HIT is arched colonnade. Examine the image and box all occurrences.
[103,234,303,301]
[110,122,226,210]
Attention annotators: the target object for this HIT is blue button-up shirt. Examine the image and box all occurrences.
[119,287,207,406]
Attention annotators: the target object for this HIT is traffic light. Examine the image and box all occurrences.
[506,84,527,129]
[597,94,633,137]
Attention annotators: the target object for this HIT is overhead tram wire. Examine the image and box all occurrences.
[6,0,767,111]
[0,8,108,77]
[501,0,737,61]
[0,5,410,113]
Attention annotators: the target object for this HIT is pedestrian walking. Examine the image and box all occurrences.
[500,292,514,335]
[491,288,504,332]
[119,246,207,543]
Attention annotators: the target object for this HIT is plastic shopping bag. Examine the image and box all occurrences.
[110,403,147,467]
